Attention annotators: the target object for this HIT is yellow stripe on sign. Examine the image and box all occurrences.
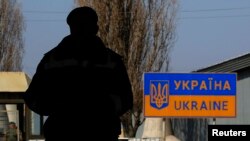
[144,95,236,117]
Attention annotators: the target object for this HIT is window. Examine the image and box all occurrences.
[28,110,45,139]
[31,112,41,135]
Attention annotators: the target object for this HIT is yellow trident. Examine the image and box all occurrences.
[150,82,168,108]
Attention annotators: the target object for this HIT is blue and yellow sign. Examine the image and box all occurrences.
[144,73,237,117]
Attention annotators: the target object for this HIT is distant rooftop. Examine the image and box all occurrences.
[195,53,250,72]
[0,72,30,92]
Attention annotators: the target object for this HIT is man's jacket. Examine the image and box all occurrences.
[24,35,133,138]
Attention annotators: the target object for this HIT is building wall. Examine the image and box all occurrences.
[216,68,250,124]
[171,67,250,141]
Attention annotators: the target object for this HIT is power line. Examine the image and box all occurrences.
[180,15,250,20]
[182,7,250,12]
[24,19,64,22]
[23,10,67,14]
[23,7,250,14]
[23,14,250,22]
[21,8,250,22]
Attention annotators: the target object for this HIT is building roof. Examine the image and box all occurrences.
[195,53,250,72]
[0,72,30,92]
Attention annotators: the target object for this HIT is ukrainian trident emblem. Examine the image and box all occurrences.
[150,80,169,109]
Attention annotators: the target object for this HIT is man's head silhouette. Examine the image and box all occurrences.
[67,6,98,36]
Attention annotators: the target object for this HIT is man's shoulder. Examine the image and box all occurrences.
[43,46,61,57]
[44,35,71,56]
[43,36,69,58]
[106,48,123,61]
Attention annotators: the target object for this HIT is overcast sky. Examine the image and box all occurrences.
[22,0,250,77]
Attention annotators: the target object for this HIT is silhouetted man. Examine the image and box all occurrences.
[24,6,133,141]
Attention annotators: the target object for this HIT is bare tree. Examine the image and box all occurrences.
[75,0,178,137]
[0,0,24,71]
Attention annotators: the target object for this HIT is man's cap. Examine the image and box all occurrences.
[67,6,98,26]
[9,122,16,125]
